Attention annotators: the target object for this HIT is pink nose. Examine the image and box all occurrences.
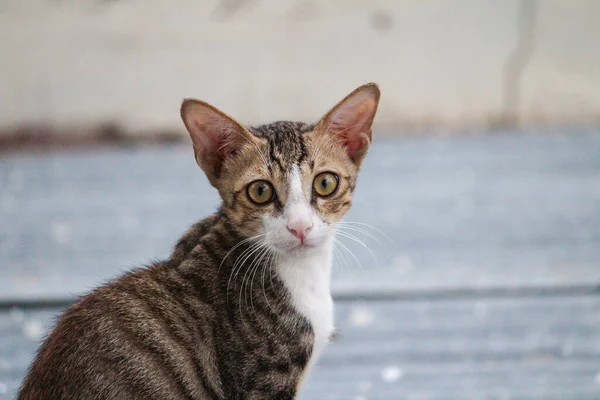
[287,221,313,242]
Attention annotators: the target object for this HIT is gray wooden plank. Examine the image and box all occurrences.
[1,295,599,399]
[1,131,600,301]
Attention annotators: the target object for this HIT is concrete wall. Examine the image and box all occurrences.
[1,0,599,139]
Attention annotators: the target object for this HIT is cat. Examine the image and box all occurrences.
[18,83,380,400]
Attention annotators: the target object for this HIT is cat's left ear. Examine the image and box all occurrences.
[181,99,256,186]
[315,83,380,166]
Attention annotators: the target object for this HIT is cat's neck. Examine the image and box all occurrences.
[276,240,334,292]
[275,238,335,363]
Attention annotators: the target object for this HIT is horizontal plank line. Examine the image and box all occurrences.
[332,284,600,302]
[0,284,598,310]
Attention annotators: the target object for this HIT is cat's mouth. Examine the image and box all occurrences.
[268,240,320,257]
[286,241,319,254]
[292,242,315,250]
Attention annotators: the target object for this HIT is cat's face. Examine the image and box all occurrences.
[181,84,380,257]
[211,122,361,256]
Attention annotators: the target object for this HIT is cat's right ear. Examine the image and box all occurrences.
[315,83,380,167]
[181,99,255,185]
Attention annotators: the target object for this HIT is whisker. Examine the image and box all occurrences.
[268,250,278,301]
[228,240,263,291]
[227,238,268,305]
[246,244,272,317]
[237,240,269,319]
[260,249,277,314]
[332,239,354,278]
[334,239,364,271]
[335,230,379,267]
[335,225,380,244]
[337,221,396,246]
[219,233,266,274]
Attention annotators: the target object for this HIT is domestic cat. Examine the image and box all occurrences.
[18,83,380,399]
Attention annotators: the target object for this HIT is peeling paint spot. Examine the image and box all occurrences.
[381,365,403,382]
[349,306,374,327]
[23,320,45,341]
[371,10,393,33]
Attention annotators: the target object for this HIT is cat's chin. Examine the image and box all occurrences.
[280,240,329,258]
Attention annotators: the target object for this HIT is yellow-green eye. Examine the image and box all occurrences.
[247,180,275,205]
[313,172,339,197]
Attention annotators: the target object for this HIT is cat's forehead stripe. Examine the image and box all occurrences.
[251,121,314,171]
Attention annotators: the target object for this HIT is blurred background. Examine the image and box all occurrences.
[1,0,600,399]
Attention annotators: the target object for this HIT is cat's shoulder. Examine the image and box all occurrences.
[171,213,221,261]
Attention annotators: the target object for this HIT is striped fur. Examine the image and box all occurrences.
[20,214,313,399]
[19,83,380,399]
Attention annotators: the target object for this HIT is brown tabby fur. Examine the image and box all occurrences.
[19,83,380,400]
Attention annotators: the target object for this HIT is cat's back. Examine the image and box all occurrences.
[19,260,224,400]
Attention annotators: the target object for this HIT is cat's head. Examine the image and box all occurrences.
[181,83,380,256]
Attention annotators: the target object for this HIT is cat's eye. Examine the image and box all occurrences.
[313,172,339,198]
[247,180,275,205]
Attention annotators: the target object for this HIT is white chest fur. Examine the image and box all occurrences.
[276,244,334,365]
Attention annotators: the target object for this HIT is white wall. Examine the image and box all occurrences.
[1,0,599,138]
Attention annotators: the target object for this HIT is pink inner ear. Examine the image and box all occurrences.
[344,133,370,153]
[192,120,219,153]
[326,98,376,159]
[216,126,243,157]
[182,99,253,181]
[192,119,240,156]
[189,117,245,177]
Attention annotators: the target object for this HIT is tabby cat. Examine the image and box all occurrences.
[19,83,380,399]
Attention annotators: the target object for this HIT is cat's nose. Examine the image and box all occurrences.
[287,221,313,243]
